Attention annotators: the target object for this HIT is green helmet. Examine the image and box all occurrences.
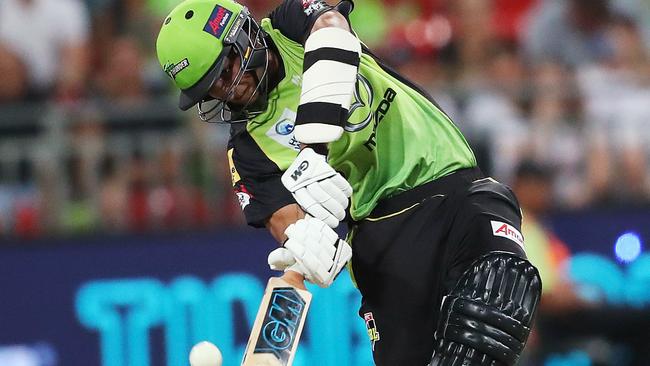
[156,0,269,117]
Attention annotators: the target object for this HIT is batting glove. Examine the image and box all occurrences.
[268,247,306,274]
[269,216,352,288]
[281,148,352,228]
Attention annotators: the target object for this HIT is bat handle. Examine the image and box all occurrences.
[282,270,307,290]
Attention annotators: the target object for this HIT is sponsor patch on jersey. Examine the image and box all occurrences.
[163,58,190,80]
[227,148,241,186]
[203,5,232,38]
[363,312,380,351]
[235,184,252,210]
[490,220,524,248]
[302,0,326,16]
[266,108,300,151]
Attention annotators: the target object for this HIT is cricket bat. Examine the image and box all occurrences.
[241,271,312,366]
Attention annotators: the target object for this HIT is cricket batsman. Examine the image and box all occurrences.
[156,0,542,364]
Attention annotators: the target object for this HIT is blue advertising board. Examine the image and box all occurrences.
[0,229,372,366]
[2,208,650,366]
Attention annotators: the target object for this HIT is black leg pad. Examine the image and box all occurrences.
[430,252,542,366]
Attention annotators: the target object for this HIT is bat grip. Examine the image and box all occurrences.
[282,270,307,290]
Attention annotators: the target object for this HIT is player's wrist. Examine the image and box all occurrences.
[281,270,307,290]
[300,143,328,156]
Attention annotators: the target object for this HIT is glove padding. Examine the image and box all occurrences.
[268,216,352,288]
[281,148,352,228]
[268,246,306,274]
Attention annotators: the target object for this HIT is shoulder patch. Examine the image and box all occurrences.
[235,184,252,210]
[302,0,327,16]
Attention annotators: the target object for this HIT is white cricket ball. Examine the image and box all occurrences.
[189,341,223,366]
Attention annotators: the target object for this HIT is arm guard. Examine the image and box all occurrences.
[294,27,361,144]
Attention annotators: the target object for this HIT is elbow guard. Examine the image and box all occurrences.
[295,27,361,144]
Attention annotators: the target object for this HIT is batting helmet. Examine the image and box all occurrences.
[156,0,269,121]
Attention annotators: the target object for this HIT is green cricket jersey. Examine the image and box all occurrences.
[228,0,476,226]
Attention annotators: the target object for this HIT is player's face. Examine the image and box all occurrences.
[208,51,259,106]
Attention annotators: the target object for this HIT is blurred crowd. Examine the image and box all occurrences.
[382,0,650,209]
[1,0,650,239]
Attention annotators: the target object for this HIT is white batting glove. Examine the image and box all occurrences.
[277,216,352,288]
[267,247,306,274]
[281,148,353,228]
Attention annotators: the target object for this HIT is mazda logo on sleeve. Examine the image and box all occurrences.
[345,74,374,132]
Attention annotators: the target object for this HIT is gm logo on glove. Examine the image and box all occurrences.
[281,148,353,228]
[291,161,310,181]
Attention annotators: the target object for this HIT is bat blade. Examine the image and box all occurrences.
[241,277,312,366]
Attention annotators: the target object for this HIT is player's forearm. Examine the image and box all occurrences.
[265,204,306,243]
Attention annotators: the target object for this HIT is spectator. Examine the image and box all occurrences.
[449,0,497,75]
[462,42,530,183]
[0,0,91,102]
[528,61,588,208]
[12,159,42,238]
[492,0,538,43]
[60,106,106,234]
[0,44,28,102]
[126,150,151,232]
[98,154,129,232]
[94,37,149,106]
[511,160,589,363]
[577,16,650,204]
[523,0,614,67]
[393,51,461,123]
[608,0,650,51]
[149,143,192,230]
[512,161,576,306]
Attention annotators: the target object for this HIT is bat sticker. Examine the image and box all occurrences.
[253,287,307,364]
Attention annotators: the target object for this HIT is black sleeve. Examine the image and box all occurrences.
[228,125,296,228]
[268,0,337,44]
[234,176,295,228]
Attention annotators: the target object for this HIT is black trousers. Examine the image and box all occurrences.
[348,168,527,365]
